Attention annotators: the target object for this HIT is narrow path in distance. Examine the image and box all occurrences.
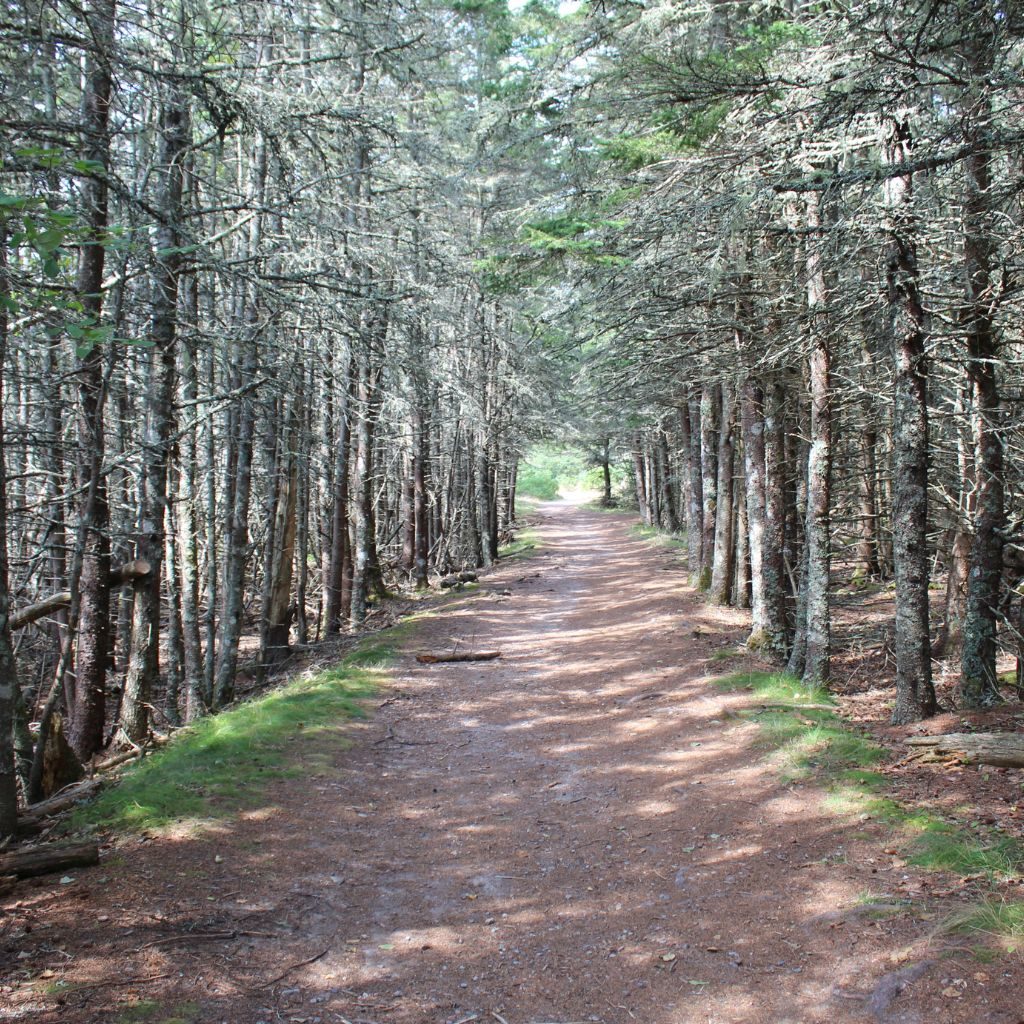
[31,502,1018,1024]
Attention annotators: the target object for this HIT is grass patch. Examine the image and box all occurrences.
[905,821,1024,878]
[945,899,1024,954]
[500,526,539,560]
[712,669,834,707]
[72,627,412,835]
[711,669,1024,891]
[629,521,688,554]
[114,1001,201,1024]
[709,646,744,664]
[712,671,876,780]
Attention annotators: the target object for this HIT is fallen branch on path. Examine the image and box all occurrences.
[416,651,501,664]
[263,937,335,986]
[905,732,1024,767]
[373,728,438,746]
[64,972,176,992]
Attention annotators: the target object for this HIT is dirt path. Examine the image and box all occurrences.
[6,503,1020,1023]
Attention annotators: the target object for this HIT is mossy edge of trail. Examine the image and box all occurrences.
[71,625,414,835]
[71,522,542,837]
[713,670,1024,953]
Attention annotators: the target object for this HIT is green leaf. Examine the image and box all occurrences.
[72,159,105,175]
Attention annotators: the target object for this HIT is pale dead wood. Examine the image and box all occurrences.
[10,559,151,630]
[905,732,1024,767]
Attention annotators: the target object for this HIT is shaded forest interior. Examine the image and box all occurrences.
[1,0,1024,859]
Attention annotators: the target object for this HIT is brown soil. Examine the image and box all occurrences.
[3,502,1023,1023]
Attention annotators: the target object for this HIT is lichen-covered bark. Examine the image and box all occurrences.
[856,331,882,579]
[959,32,1004,708]
[885,117,936,724]
[631,433,649,526]
[681,398,704,585]
[709,385,736,606]
[802,192,832,691]
[69,0,117,761]
[698,384,719,591]
[119,89,189,744]
[761,381,789,657]
[0,231,19,835]
[656,431,679,533]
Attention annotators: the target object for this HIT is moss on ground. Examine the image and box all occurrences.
[712,668,1024,950]
[72,624,416,835]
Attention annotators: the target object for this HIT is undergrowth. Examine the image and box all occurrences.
[629,521,688,555]
[945,899,1024,953]
[73,625,413,834]
[713,669,1024,950]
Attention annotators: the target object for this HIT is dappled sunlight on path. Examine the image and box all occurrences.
[24,501,1016,1024]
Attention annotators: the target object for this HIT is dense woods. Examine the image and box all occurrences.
[1,0,1024,841]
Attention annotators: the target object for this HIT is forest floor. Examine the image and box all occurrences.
[3,501,1024,1024]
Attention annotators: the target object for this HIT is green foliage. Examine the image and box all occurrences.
[694,20,817,82]
[517,445,614,499]
[70,629,414,834]
[520,215,628,265]
[599,130,685,171]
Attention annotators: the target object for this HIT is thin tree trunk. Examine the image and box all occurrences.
[69,0,117,761]
[885,116,936,724]
[802,191,832,690]
[761,381,790,657]
[0,227,20,836]
[699,384,719,590]
[709,385,735,606]
[682,398,703,584]
[118,86,189,745]
[959,26,1004,707]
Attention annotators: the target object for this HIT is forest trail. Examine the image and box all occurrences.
[17,503,1017,1024]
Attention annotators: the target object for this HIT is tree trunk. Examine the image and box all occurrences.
[699,384,720,590]
[0,229,19,837]
[885,116,936,724]
[118,87,189,745]
[709,385,735,606]
[262,407,298,668]
[657,430,678,533]
[324,359,352,633]
[631,434,649,524]
[802,191,832,691]
[959,27,1004,707]
[681,398,703,585]
[741,380,770,640]
[69,0,117,762]
[761,380,789,657]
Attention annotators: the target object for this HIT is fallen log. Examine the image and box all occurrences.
[19,777,105,826]
[905,732,1024,768]
[0,840,99,879]
[416,651,502,664]
[10,559,151,630]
